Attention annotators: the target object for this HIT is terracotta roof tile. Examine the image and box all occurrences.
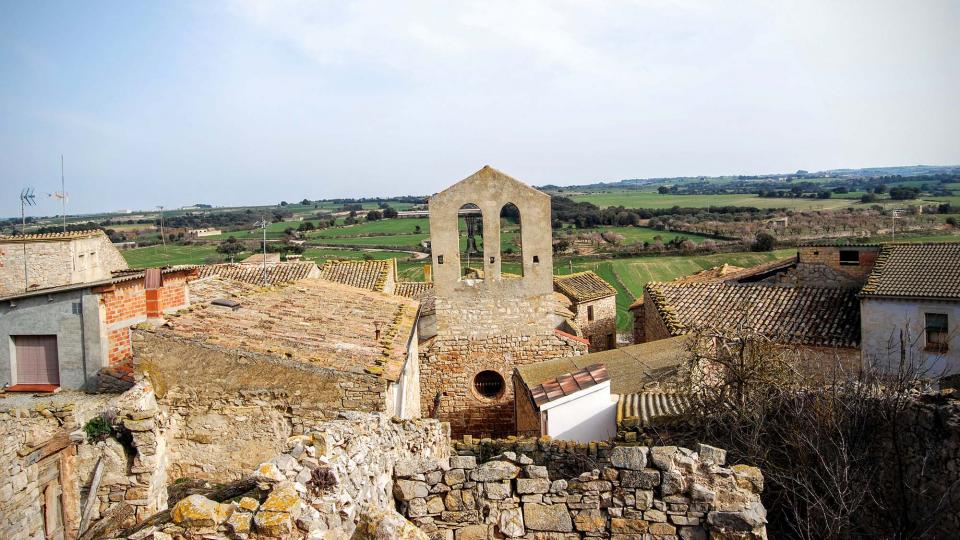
[318,259,396,292]
[646,282,860,348]
[395,281,434,298]
[860,243,960,299]
[197,262,319,285]
[0,229,106,242]
[553,271,617,303]
[617,392,693,425]
[529,363,610,407]
[155,278,418,381]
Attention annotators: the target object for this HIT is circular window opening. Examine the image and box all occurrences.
[473,370,505,399]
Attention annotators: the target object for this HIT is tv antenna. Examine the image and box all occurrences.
[46,155,69,232]
[19,187,37,291]
[254,216,270,286]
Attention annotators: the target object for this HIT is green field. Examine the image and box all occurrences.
[564,226,714,244]
[122,245,221,267]
[310,218,429,238]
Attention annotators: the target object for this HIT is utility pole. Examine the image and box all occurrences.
[255,217,269,286]
[157,206,166,249]
[19,188,37,292]
[49,156,69,232]
[892,208,903,242]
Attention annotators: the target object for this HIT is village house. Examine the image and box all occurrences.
[185,228,221,238]
[0,266,195,392]
[0,230,129,295]
[859,242,960,377]
[553,271,618,351]
[513,336,688,441]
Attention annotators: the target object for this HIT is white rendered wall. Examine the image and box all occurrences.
[543,381,618,442]
[861,298,960,378]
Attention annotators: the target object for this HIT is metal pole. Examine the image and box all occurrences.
[22,199,27,292]
[262,219,268,286]
[61,154,66,233]
[157,206,166,249]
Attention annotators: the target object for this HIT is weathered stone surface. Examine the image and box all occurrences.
[395,480,430,501]
[707,501,767,532]
[620,469,660,489]
[253,462,286,484]
[517,478,551,494]
[611,517,649,533]
[649,446,678,471]
[525,465,549,479]
[610,446,647,470]
[524,503,573,532]
[170,495,234,528]
[471,460,520,482]
[455,524,489,540]
[661,470,685,496]
[732,465,764,493]
[225,511,253,534]
[696,444,727,466]
[449,456,477,470]
[445,468,466,485]
[354,504,430,540]
[484,481,511,500]
[499,506,525,537]
[574,509,606,532]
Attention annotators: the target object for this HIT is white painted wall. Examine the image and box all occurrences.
[861,298,960,378]
[542,381,618,442]
[387,324,421,419]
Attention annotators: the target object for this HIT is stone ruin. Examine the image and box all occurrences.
[393,446,766,540]
[131,417,765,539]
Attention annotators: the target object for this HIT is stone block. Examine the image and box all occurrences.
[395,480,430,501]
[517,478,551,494]
[574,509,606,532]
[611,517,649,534]
[450,456,477,470]
[525,465,549,479]
[696,444,726,466]
[610,446,647,470]
[472,460,520,482]
[523,503,573,532]
[620,469,660,489]
[498,507,525,537]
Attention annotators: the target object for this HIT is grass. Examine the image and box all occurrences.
[562,226,714,244]
[122,245,221,268]
[310,218,429,238]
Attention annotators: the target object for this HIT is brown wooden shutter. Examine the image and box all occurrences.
[14,335,60,385]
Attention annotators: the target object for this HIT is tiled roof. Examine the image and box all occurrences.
[318,259,396,292]
[860,243,960,300]
[628,256,798,310]
[515,335,688,396]
[154,279,418,381]
[242,253,282,264]
[0,229,106,242]
[646,282,860,348]
[529,363,609,407]
[395,281,434,298]
[553,271,617,303]
[188,275,264,305]
[197,262,319,285]
[617,392,693,425]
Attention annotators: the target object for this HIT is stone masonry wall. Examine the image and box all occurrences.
[134,331,390,482]
[573,295,617,352]
[0,233,128,295]
[143,412,449,539]
[640,290,674,344]
[420,334,586,438]
[394,445,767,540]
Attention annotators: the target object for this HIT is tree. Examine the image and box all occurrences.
[817,191,832,199]
[300,199,311,205]
[414,225,422,234]
[366,210,382,221]
[946,217,957,227]
[889,186,920,200]
[382,206,398,219]
[297,221,315,232]
[657,186,670,194]
[861,193,878,203]
[216,237,244,255]
[874,183,888,194]
[751,231,775,251]
[280,201,288,206]
[552,238,570,254]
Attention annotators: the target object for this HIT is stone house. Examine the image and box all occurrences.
[420,166,587,438]
[0,230,128,296]
[0,266,195,392]
[553,271,618,352]
[514,336,688,440]
[859,243,960,378]
[134,277,422,479]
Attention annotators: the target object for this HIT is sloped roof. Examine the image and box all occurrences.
[646,282,860,348]
[515,335,688,396]
[431,165,548,201]
[395,281,434,299]
[154,279,418,381]
[617,392,693,425]
[197,262,319,285]
[529,363,609,407]
[318,259,396,292]
[860,243,960,300]
[554,271,617,303]
[0,229,107,242]
[242,253,282,264]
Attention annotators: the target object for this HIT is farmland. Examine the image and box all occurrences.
[561,190,857,210]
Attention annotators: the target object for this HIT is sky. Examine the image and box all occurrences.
[1,0,958,217]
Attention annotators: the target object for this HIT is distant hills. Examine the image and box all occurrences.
[537,164,960,191]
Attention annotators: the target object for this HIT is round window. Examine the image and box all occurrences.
[473,370,505,399]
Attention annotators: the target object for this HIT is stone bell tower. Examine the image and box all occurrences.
[419,166,586,437]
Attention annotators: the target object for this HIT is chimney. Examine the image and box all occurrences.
[423,263,432,283]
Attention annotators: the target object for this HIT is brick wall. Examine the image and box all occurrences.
[101,280,147,325]
[420,333,585,438]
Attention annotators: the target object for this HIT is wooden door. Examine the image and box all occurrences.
[14,335,60,385]
[40,457,66,540]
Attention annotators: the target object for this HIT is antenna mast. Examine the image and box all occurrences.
[19,188,37,291]
[60,155,66,232]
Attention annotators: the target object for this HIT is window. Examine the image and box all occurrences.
[472,370,505,399]
[532,255,540,264]
[925,313,949,352]
[839,250,860,266]
[458,203,483,280]
[13,335,59,386]
[500,202,522,277]
[437,255,444,265]
[587,305,595,321]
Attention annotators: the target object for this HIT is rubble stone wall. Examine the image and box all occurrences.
[0,233,128,295]
[395,445,768,540]
[420,334,585,438]
[134,332,391,481]
[573,295,618,352]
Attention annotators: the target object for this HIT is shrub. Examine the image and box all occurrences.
[84,416,112,441]
[751,231,775,252]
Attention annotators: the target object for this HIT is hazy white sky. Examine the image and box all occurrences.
[1,0,958,216]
